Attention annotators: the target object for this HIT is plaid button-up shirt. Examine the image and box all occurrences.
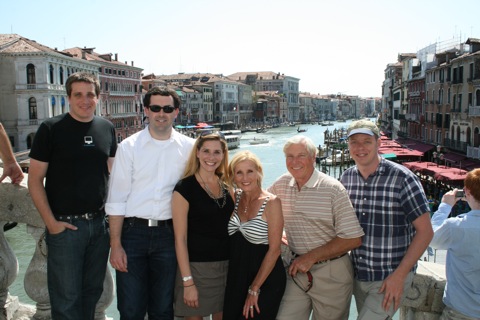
[340,158,430,281]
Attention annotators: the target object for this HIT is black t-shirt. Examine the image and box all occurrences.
[174,175,234,262]
[29,113,117,215]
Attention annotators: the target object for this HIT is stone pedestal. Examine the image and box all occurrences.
[400,262,446,320]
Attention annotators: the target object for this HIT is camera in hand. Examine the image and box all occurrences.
[455,189,465,198]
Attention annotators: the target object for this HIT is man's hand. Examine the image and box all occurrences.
[0,161,24,184]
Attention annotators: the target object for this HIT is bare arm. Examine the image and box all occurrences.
[380,212,433,311]
[107,156,115,173]
[27,159,77,233]
[172,191,198,308]
[0,123,24,184]
[109,215,127,272]
[244,197,284,317]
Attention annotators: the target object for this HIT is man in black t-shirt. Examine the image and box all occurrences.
[28,72,117,320]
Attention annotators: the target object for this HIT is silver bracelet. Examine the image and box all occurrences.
[248,286,260,296]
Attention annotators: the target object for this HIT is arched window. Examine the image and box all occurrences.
[476,89,480,107]
[28,97,37,119]
[61,97,66,114]
[51,96,56,116]
[49,64,54,84]
[27,64,36,84]
[59,67,64,85]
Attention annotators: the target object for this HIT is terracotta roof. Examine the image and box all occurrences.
[63,47,137,68]
[0,33,58,54]
[228,71,285,81]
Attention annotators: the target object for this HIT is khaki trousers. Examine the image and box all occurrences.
[353,271,414,320]
[276,254,353,320]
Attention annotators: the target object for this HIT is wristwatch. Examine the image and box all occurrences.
[182,275,193,282]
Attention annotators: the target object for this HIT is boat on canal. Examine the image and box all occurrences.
[220,130,241,149]
[249,138,269,145]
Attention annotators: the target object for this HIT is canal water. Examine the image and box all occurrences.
[5,119,405,319]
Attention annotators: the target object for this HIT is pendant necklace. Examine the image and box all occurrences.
[198,173,227,208]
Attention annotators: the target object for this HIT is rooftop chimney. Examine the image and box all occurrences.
[115,53,118,61]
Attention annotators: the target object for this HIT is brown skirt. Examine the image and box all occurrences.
[174,260,229,317]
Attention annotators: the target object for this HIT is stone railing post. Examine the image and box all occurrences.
[0,222,19,320]
[24,225,49,319]
[399,261,446,320]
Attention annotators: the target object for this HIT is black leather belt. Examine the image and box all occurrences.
[292,252,347,264]
[56,211,104,221]
[124,217,173,227]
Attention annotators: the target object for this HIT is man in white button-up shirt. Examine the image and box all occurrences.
[106,86,195,319]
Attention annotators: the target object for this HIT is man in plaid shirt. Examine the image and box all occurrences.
[340,119,433,320]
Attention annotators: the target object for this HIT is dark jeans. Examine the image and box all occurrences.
[46,215,109,320]
[116,221,176,320]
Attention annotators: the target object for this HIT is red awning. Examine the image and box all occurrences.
[434,169,469,186]
[409,142,435,153]
[442,153,466,164]
[402,161,450,175]
[380,140,402,148]
[459,159,480,170]
[379,147,423,158]
[396,139,435,153]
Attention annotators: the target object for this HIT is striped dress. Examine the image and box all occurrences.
[223,190,286,319]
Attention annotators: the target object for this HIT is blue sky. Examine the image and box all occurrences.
[2,0,479,98]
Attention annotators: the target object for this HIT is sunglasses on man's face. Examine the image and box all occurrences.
[148,105,176,113]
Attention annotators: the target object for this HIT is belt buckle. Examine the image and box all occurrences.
[83,212,94,220]
[148,219,158,227]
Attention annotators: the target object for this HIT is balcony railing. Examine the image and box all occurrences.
[469,106,480,117]
[444,138,468,153]
[404,114,417,121]
[16,84,64,91]
[467,146,480,159]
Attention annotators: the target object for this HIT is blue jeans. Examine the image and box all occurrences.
[46,215,109,320]
[116,222,176,320]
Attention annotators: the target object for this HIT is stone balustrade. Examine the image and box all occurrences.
[0,169,447,319]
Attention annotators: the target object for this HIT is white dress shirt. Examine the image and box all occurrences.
[105,127,195,220]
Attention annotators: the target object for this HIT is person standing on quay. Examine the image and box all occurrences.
[340,119,433,320]
[172,132,234,319]
[0,122,24,184]
[269,135,364,320]
[106,86,195,319]
[223,150,286,319]
[28,72,117,320]
[430,176,480,319]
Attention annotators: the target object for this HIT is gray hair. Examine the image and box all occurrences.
[283,135,318,157]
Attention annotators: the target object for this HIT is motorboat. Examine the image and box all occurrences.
[249,138,269,145]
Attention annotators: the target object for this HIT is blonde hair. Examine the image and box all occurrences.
[182,133,229,183]
[228,150,264,189]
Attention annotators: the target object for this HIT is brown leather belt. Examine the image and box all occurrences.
[292,252,347,264]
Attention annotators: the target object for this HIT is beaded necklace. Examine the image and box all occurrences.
[198,173,227,208]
